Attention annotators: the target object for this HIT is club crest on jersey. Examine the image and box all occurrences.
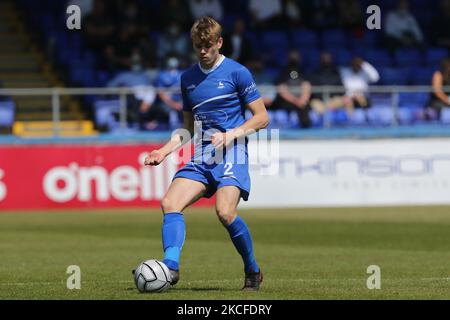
[217,81,225,89]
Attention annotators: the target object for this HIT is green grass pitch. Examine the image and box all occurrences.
[0,206,449,300]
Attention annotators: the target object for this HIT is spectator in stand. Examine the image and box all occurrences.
[158,0,193,30]
[249,0,283,30]
[106,61,157,128]
[302,0,338,30]
[433,0,450,50]
[339,57,380,114]
[105,24,140,71]
[271,50,312,128]
[153,56,184,130]
[309,52,346,114]
[282,0,303,29]
[83,0,114,51]
[246,56,275,107]
[428,58,450,119]
[189,0,223,22]
[337,0,364,32]
[157,21,190,66]
[384,0,424,51]
[116,0,148,35]
[221,19,253,66]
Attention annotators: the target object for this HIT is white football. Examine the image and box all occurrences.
[133,260,171,293]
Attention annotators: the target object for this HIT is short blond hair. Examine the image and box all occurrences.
[190,16,222,44]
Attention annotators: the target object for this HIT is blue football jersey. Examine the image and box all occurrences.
[181,56,261,137]
[174,56,260,200]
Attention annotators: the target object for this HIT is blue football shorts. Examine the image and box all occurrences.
[172,145,251,201]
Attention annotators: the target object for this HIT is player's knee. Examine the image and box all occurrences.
[161,196,180,213]
[215,207,237,226]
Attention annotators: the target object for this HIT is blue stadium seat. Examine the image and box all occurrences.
[69,32,83,51]
[394,49,423,67]
[379,67,410,85]
[327,48,352,66]
[397,108,415,124]
[46,30,69,48]
[328,109,349,126]
[363,49,393,68]
[221,13,240,31]
[69,63,96,87]
[56,48,81,66]
[289,111,300,127]
[398,92,428,109]
[350,109,367,125]
[410,67,435,85]
[0,101,15,127]
[367,107,395,126]
[261,31,289,50]
[262,32,289,67]
[349,31,381,49]
[94,99,121,130]
[265,67,281,83]
[268,47,289,68]
[321,29,348,49]
[425,48,449,67]
[292,29,319,49]
[96,71,111,87]
[309,110,324,128]
[371,93,393,108]
[273,110,290,127]
[300,48,321,73]
[441,108,450,124]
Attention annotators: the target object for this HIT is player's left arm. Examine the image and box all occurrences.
[211,97,269,148]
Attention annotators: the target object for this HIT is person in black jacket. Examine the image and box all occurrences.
[271,50,312,128]
[309,52,346,114]
[221,19,253,66]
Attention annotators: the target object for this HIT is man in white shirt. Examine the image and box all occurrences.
[339,57,380,112]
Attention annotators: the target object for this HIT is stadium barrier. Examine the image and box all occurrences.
[1,85,450,134]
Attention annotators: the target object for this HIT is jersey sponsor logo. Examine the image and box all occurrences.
[243,82,257,95]
[217,81,225,89]
[42,153,178,203]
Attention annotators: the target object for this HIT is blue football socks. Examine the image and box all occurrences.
[225,216,260,274]
[162,212,185,271]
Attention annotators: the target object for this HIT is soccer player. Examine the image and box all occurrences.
[144,17,269,291]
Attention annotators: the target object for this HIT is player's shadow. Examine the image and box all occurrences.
[171,287,236,292]
[125,286,235,292]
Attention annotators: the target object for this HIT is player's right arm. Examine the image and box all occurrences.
[144,111,194,166]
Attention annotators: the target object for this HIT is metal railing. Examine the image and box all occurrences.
[0,85,448,136]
